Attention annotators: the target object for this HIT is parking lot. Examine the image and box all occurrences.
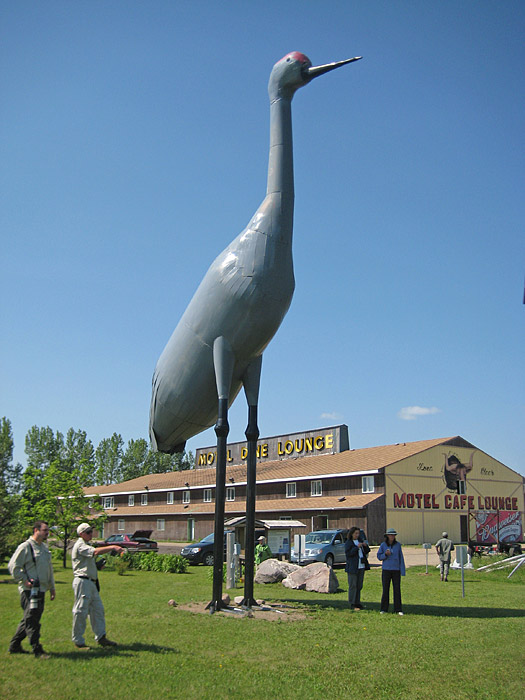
[159,542,440,568]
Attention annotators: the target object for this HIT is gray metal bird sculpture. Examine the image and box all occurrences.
[149,51,361,455]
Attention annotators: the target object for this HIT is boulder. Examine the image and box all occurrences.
[254,558,301,584]
[222,593,231,606]
[282,562,339,593]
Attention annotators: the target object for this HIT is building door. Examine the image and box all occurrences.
[312,515,328,530]
[187,518,195,541]
[460,515,468,543]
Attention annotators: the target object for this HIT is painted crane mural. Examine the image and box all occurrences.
[150,51,362,611]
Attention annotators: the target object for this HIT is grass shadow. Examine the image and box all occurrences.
[51,642,178,659]
[277,597,525,618]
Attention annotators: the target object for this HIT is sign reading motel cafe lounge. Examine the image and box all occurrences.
[195,425,350,468]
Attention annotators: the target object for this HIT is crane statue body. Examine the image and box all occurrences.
[150,52,361,454]
[149,52,361,610]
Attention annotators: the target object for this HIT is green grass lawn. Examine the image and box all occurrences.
[1,560,523,700]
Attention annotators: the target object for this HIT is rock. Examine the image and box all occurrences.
[168,599,177,607]
[282,562,339,593]
[254,558,301,584]
[222,594,231,606]
[234,596,244,605]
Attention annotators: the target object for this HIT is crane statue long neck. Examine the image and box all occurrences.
[266,94,294,236]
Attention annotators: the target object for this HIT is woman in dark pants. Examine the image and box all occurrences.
[345,527,370,610]
[377,528,406,615]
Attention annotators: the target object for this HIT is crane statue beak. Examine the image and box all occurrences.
[305,56,362,81]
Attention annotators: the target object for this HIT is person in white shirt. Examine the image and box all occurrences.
[71,522,123,650]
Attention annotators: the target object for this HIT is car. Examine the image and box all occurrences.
[290,529,350,566]
[104,530,158,552]
[180,531,235,566]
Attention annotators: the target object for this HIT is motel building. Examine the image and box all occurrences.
[85,425,524,554]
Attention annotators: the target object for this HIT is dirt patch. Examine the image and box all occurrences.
[174,601,306,621]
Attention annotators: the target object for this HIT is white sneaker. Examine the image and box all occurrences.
[380,611,386,614]
[398,612,404,616]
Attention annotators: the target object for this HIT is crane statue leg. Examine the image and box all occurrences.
[207,336,235,613]
[240,355,262,608]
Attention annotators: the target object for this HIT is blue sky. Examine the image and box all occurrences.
[2,1,524,475]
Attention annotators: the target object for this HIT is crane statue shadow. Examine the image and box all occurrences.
[150,51,361,612]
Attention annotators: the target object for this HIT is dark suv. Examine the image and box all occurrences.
[180,531,233,566]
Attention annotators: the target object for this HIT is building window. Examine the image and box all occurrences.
[167,492,174,505]
[182,490,190,504]
[286,482,296,498]
[157,519,165,531]
[103,497,114,509]
[118,519,125,531]
[311,480,322,497]
[226,487,235,502]
[203,489,212,503]
[141,493,148,506]
[362,476,375,493]
[128,495,134,506]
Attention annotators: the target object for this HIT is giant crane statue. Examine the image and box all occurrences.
[150,51,362,611]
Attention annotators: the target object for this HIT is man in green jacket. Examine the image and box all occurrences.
[8,520,56,658]
[254,536,272,566]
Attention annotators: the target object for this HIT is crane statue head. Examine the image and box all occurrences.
[268,51,362,102]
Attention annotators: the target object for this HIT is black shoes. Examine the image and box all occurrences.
[33,645,50,659]
[8,644,29,655]
[97,635,117,647]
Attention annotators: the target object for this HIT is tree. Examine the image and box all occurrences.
[0,417,23,559]
[95,433,124,485]
[22,426,65,512]
[63,428,95,486]
[20,460,105,567]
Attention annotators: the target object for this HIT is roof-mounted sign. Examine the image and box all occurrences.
[195,424,349,468]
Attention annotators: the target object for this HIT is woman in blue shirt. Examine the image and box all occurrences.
[377,528,406,615]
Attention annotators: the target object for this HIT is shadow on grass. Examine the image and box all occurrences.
[50,642,179,660]
[277,598,525,618]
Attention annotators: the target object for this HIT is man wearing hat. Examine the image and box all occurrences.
[254,535,272,566]
[435,532,455,582]
[71,523,124,650]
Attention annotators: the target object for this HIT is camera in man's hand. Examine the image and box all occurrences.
[29,578,40,609]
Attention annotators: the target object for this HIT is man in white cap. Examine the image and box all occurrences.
[71,523,124,650]
[435,531,455,582]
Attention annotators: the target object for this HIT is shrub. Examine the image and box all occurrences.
[50,547,63,562]
[207,562,226,582]
[114,557,130,576]
[161,554,188,574]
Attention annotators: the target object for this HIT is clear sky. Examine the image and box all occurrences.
[2,1,524,475]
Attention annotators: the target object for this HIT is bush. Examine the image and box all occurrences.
[50,547,63,562]
[161,554,188,573]
[207,562,226,582]
[120,550,187,574]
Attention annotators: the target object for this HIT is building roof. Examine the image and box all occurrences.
[84,436,468,496]
[92,492,382,518]
[225,517,307,529]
